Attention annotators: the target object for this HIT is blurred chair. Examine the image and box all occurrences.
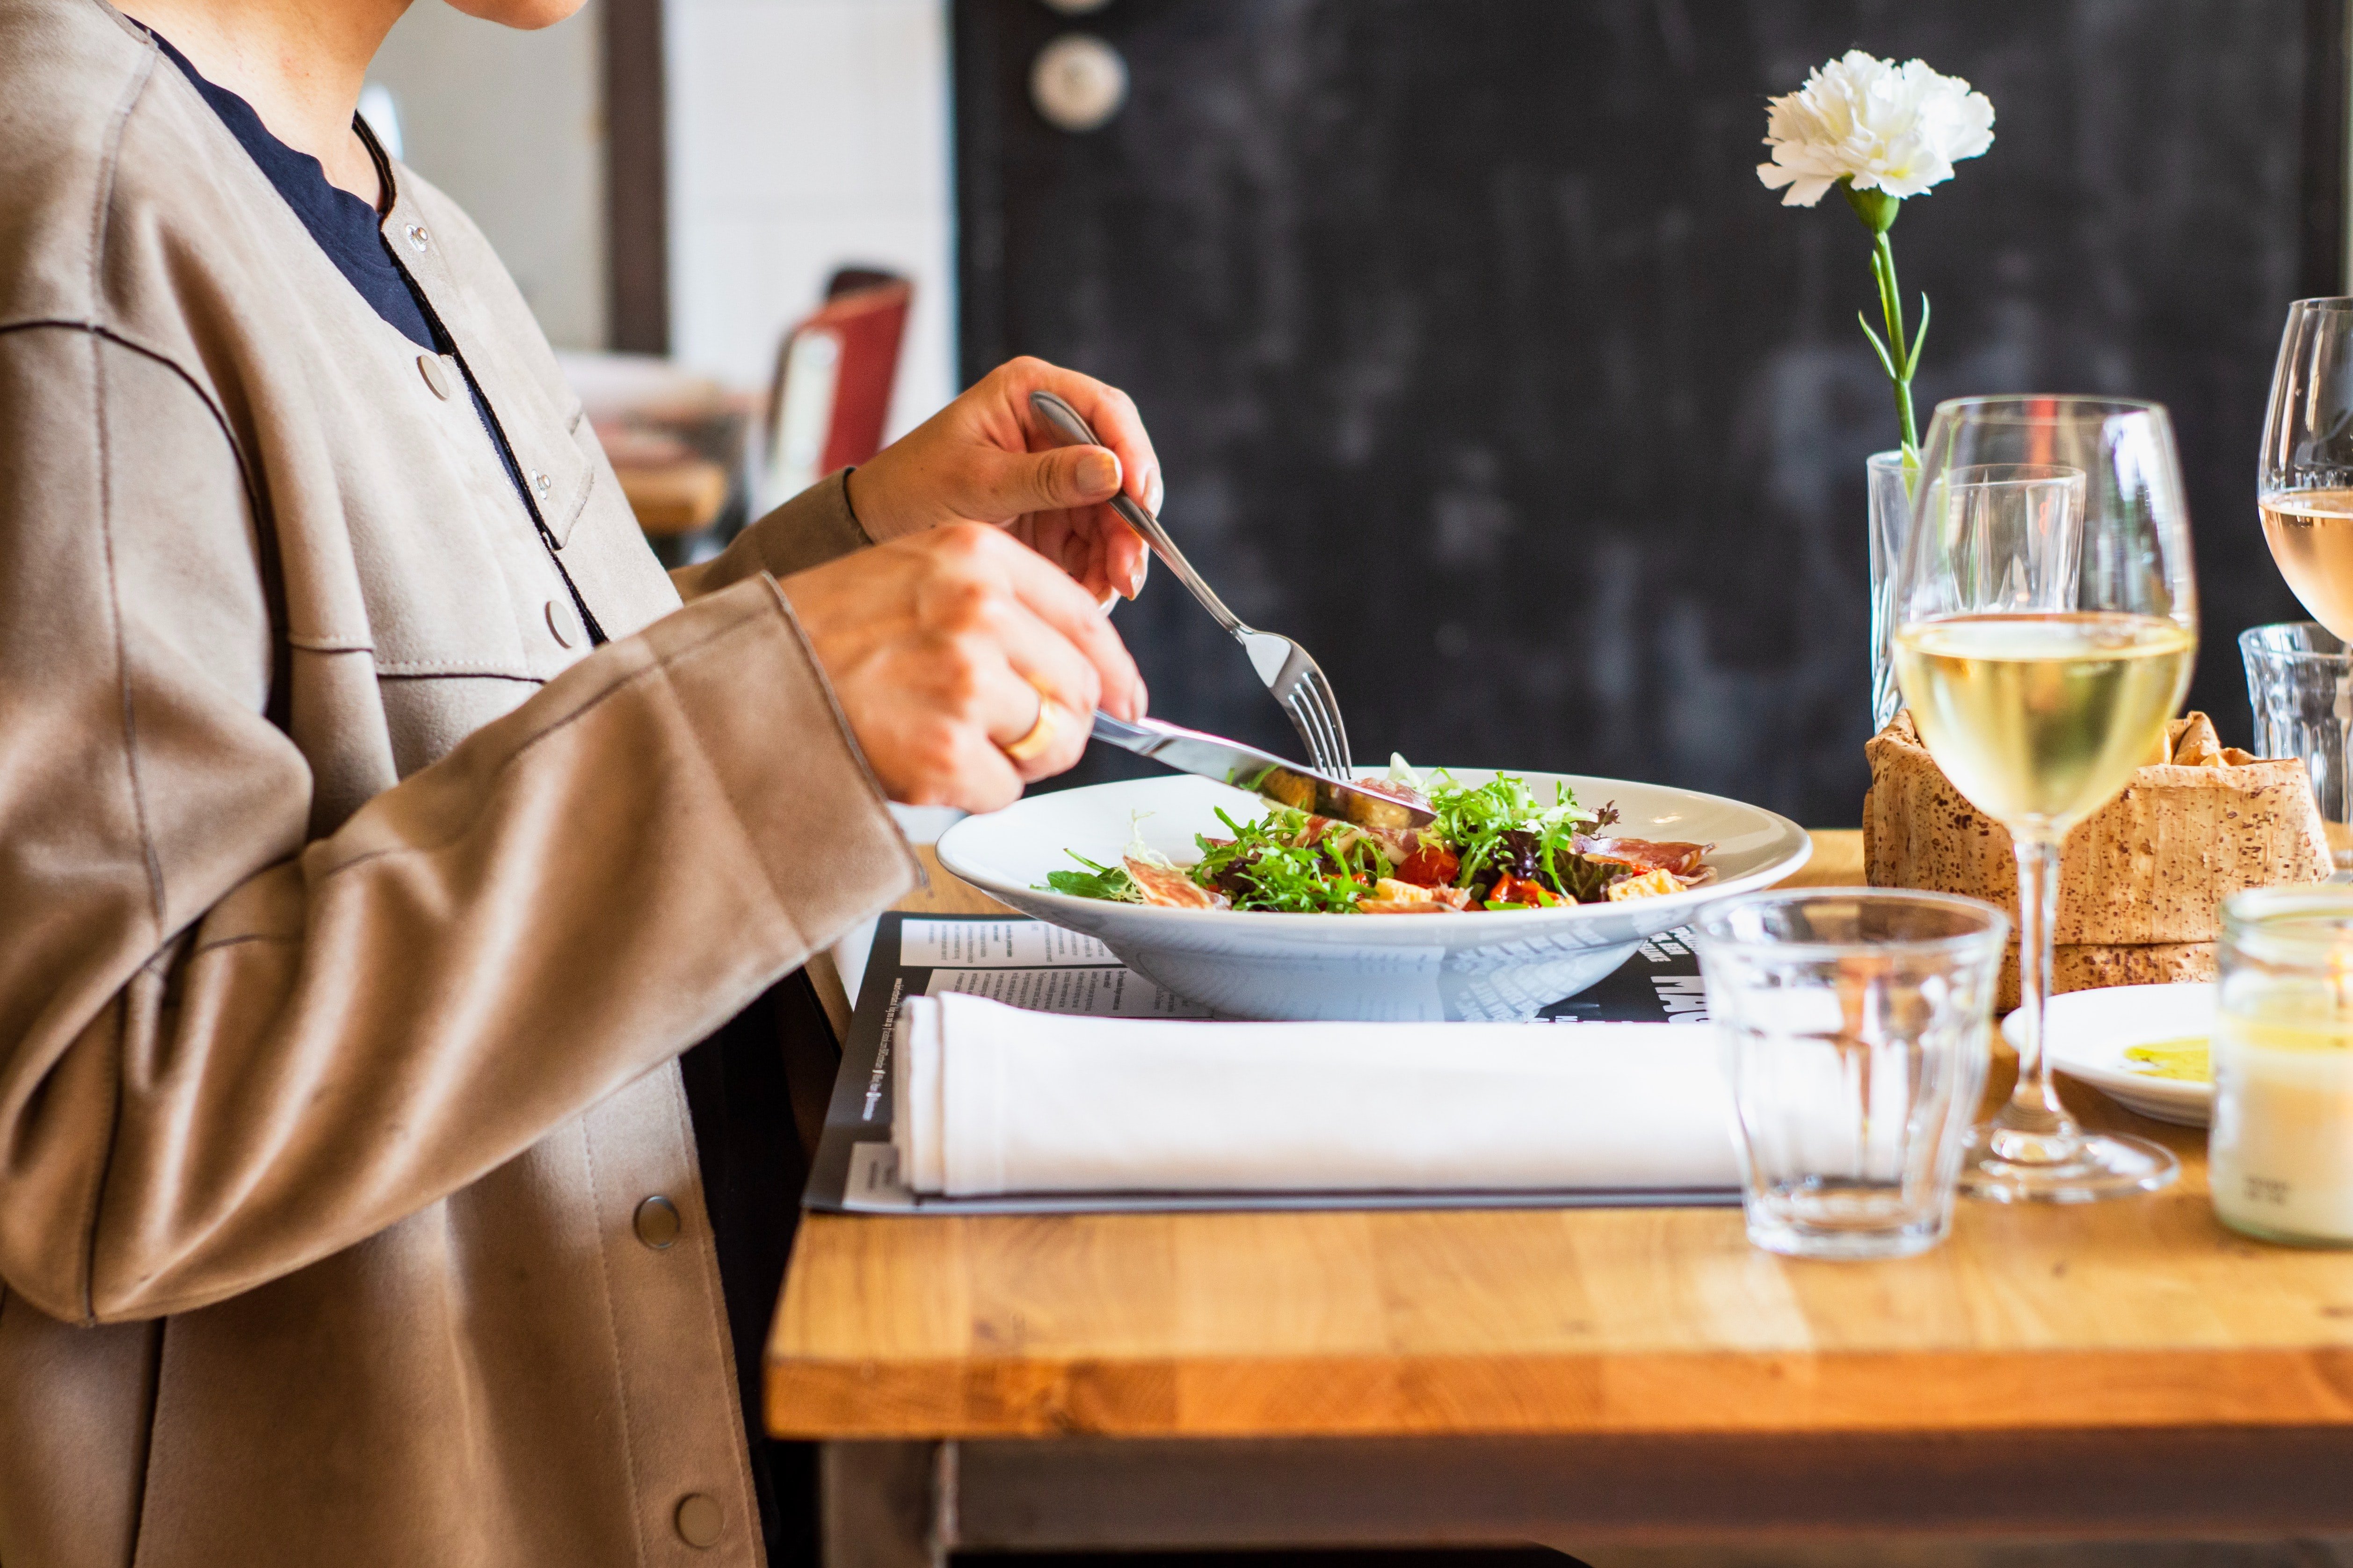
[760,268,912,512]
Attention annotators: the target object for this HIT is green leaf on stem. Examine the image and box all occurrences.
[1856,313,1900,380]
[1904,293,1932,379]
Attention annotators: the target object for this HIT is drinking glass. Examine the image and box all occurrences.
[1696,890,2008,1259]
[2260,299,2353,643]
[2240,622,2353,869]
[1893,396,2198,1202]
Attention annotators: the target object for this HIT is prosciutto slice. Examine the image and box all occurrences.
[1573,835,1712,881]
[1297,815,1422,868]
[1125,857,1229,909]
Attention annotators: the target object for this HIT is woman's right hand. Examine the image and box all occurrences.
[779,523,1146,812]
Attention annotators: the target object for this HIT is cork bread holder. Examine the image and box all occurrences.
[1863,711,2332,1010]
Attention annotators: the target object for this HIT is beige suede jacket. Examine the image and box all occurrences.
[0,0,921,1563]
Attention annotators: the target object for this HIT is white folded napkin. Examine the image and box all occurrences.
[892,993,1737,1197]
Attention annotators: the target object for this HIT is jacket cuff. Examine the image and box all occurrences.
[685,573,916,950]
[671,470,869,600]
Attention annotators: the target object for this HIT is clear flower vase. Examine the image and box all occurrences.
[1866,449,1912,733]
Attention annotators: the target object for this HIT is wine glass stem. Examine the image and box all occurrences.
[1998,832,2077,1137]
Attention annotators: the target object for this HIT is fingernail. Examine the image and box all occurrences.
[1078,448,1120,497]
[1136,680,1149,717]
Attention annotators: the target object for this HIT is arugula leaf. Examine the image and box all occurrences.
[1187,806,1368,913]
[1423,773,1585,890]
[1041,851,1145,903]
[1053,768,1624,914]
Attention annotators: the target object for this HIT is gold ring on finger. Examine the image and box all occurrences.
[1000,678,1059,763]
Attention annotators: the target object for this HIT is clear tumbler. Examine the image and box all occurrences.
[2240,622,2353,870]
[1695,890,2010,1260]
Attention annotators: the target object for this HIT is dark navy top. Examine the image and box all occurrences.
[152,33,437,349]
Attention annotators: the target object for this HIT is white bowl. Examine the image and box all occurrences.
[936,769,1812,1021]
[2001,982,2215,1126]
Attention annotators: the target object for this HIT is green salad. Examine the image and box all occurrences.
[1040,761,1710,915]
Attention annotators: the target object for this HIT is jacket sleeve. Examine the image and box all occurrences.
[670,468,872,601]
[0,326,916,1325]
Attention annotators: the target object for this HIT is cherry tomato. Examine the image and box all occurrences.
[1393,844,1460,887]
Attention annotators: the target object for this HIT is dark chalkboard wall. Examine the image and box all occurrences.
[957,0,2346,826]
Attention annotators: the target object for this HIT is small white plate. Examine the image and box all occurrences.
[2001,983,2214,1126]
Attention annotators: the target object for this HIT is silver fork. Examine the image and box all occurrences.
[1027,389,1353,778]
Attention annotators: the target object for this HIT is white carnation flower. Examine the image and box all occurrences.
[1757,51,1994,208]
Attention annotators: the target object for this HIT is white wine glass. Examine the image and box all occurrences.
[2257,300,2353,869]
[1894,396,2197,1202]
[2261,298,2353,639]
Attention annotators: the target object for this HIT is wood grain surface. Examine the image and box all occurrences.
[769,831,2353,1441]
[615,459,730,535]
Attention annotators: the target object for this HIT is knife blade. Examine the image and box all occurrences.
[1089,712,1434,829]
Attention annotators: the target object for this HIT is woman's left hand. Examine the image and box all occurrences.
[844,357,1157,603]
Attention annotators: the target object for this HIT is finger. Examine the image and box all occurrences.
[1033,506,1145,603]
[1012,362,1163,515]
[973,444,1122,519]
[989,592,1106,722]
[983,531,1146,720]
[976,655,1089,782]
[944,718,1029,813]
[1104,515,1149,600]
[1008,511,1118,603]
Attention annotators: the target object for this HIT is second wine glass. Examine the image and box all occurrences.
[1893,396,2197,1203]
[2261,298,2353,641]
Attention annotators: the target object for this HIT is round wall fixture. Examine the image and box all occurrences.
[1040,0,1112,13]
[1030,33,1128,133]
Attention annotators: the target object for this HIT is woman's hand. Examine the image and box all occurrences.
[780,523,1146,812]
[844,357,1159,603]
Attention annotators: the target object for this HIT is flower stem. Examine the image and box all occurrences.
[1870,230,1919,468]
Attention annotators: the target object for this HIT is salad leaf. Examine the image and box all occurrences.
[1423,771,1597,893]
[1190,806,1375,913]
[1047,763,1652,914]
[1042,851,1145,902]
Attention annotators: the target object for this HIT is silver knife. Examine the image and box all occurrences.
[1090,712,1433,830]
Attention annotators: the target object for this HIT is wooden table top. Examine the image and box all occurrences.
[616,458,731,535]
[767,829,2353,1441]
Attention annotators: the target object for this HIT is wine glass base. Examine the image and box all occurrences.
[1958,1125,2179,1204]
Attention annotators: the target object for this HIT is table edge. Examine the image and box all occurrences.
[765,1344,2353,1439]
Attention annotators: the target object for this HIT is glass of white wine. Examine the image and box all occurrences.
[1894,396,2197,1202]
[2261,298,2353,639]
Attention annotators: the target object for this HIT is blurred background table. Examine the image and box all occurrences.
[770,831,2353,1568]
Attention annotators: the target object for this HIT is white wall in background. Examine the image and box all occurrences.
[369,0,609,350]
[667,0,955,438]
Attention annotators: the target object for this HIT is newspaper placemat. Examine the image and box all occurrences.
[804,913,1737,1215]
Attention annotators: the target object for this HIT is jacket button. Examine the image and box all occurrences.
[545,599,575,648]
[405,222,429,251]
[416,354,452,400]
[633,1195,681,1249]
[533,470,553,495]
[674,1493,723,1548]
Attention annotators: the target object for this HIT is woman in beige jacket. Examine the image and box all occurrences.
[0,0,1163,1560]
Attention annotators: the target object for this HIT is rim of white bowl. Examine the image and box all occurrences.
[936,772,1814,931]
